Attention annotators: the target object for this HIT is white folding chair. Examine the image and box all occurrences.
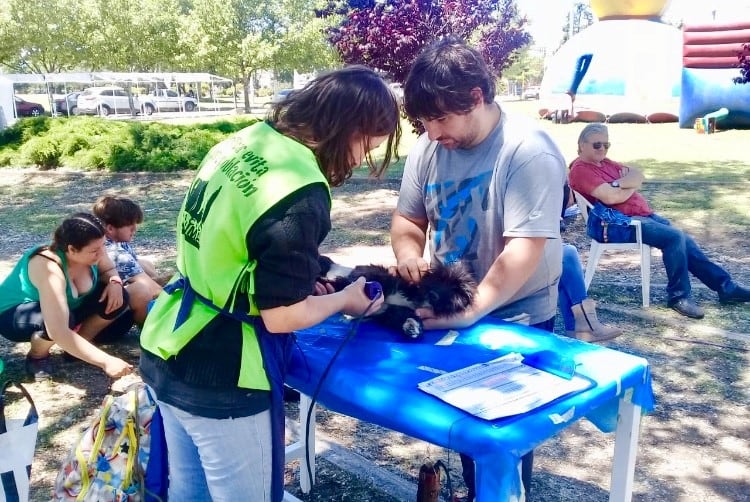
[573,191,652,307]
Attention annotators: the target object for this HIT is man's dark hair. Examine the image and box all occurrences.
[404,37,496,121]
[92,195,144,228]
[269,65,401,187]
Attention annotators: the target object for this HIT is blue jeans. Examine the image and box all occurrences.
[559,244,588,331]
[634,213,732,302]
[156,400,273,501]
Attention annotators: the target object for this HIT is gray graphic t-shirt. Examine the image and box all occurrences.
[397,110,565,324]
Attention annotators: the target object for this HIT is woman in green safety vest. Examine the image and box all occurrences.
[139,66,402,502]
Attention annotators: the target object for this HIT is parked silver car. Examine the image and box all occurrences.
[76,87,140,116]
[140,89,198,114]
[522,86,541,100]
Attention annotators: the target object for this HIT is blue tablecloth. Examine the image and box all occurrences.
[288,315,655,501]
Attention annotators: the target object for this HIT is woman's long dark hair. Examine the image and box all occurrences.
[269,65,401,187]
[49,212,106,252]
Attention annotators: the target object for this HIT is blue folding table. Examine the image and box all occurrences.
[284,315,654,502]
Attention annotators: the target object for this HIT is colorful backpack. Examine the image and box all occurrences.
[53,383,167,502]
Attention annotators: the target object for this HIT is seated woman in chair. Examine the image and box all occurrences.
[569,123,750,319]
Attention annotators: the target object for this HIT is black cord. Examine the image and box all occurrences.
[302,297,380,491]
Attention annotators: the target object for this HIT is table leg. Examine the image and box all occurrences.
[299,394,316,493]
[609,397,642,502]
[283,393,317,495]
[474,452,525,502]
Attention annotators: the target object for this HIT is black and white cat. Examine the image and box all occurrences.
[318,256,477,340]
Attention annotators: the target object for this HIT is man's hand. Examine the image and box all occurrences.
[415,306,478,330]
[394,257,429,283]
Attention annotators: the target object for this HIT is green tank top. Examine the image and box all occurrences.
[0,246,98,315]
[140,121,330,389]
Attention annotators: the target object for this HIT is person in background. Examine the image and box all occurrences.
[391,37,566,501]
[139,66,401,502]
[559,184,622,342]
[0,213,133,381]
[560,243,622,341]
[92,195,164,325]
[569,122,750,319]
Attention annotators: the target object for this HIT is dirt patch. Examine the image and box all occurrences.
[1,170,749,501]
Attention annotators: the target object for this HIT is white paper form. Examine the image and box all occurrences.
[417,353,593,420]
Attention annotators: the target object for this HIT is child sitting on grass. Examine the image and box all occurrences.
[92,195,167,325]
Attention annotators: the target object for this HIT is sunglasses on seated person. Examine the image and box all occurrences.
[589,141,611,150]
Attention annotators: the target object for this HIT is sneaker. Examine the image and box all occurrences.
[718,284,750,304]
[25,354,54,381]
[668,298,705,319]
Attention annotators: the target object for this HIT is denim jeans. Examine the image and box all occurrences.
[634,214,732,302]
[156,400,273,501]
[559,244,588,331]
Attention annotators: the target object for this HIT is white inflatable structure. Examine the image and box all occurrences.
[540,19,683,123]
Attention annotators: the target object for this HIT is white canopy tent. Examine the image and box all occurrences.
[0,71,235,124]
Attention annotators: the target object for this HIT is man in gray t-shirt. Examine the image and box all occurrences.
[393,40,565,330]
[392,37,566,501]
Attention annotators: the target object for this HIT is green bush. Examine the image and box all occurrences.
[0,123,22,147]
[0,116,260,172]
[0,148,16,166]
[0,117,53,147]
[19,136,61,169]
[19,117,53,143]
[59,134,91,156]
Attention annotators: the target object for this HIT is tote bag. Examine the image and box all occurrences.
[53,382,167,502]
[0,381,39,502]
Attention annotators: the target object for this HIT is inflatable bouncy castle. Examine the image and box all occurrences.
[679,22,750,128]
[540,0,681,123]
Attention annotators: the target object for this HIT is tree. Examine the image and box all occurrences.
[558,2,593,49]
[320,0,531,83]
[85,0,184,71]
[0,0,95,73]
[182,0,338,112]
[0,0,186,74]
[502,47,545,91]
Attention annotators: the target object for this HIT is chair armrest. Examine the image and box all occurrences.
[629,219,643,244]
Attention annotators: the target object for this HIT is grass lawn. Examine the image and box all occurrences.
[1,97,749,502]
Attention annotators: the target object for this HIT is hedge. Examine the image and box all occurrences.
[0,116,260,172]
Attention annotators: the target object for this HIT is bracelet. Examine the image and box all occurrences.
[108,275,124,285]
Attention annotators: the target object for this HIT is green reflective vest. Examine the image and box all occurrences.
[140,121,329,389]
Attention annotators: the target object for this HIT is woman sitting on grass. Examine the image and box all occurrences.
[0,213,134,381]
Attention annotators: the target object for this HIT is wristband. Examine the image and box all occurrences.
[108,275,124,285]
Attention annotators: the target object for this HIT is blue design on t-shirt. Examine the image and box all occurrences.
[426,171,491,264]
